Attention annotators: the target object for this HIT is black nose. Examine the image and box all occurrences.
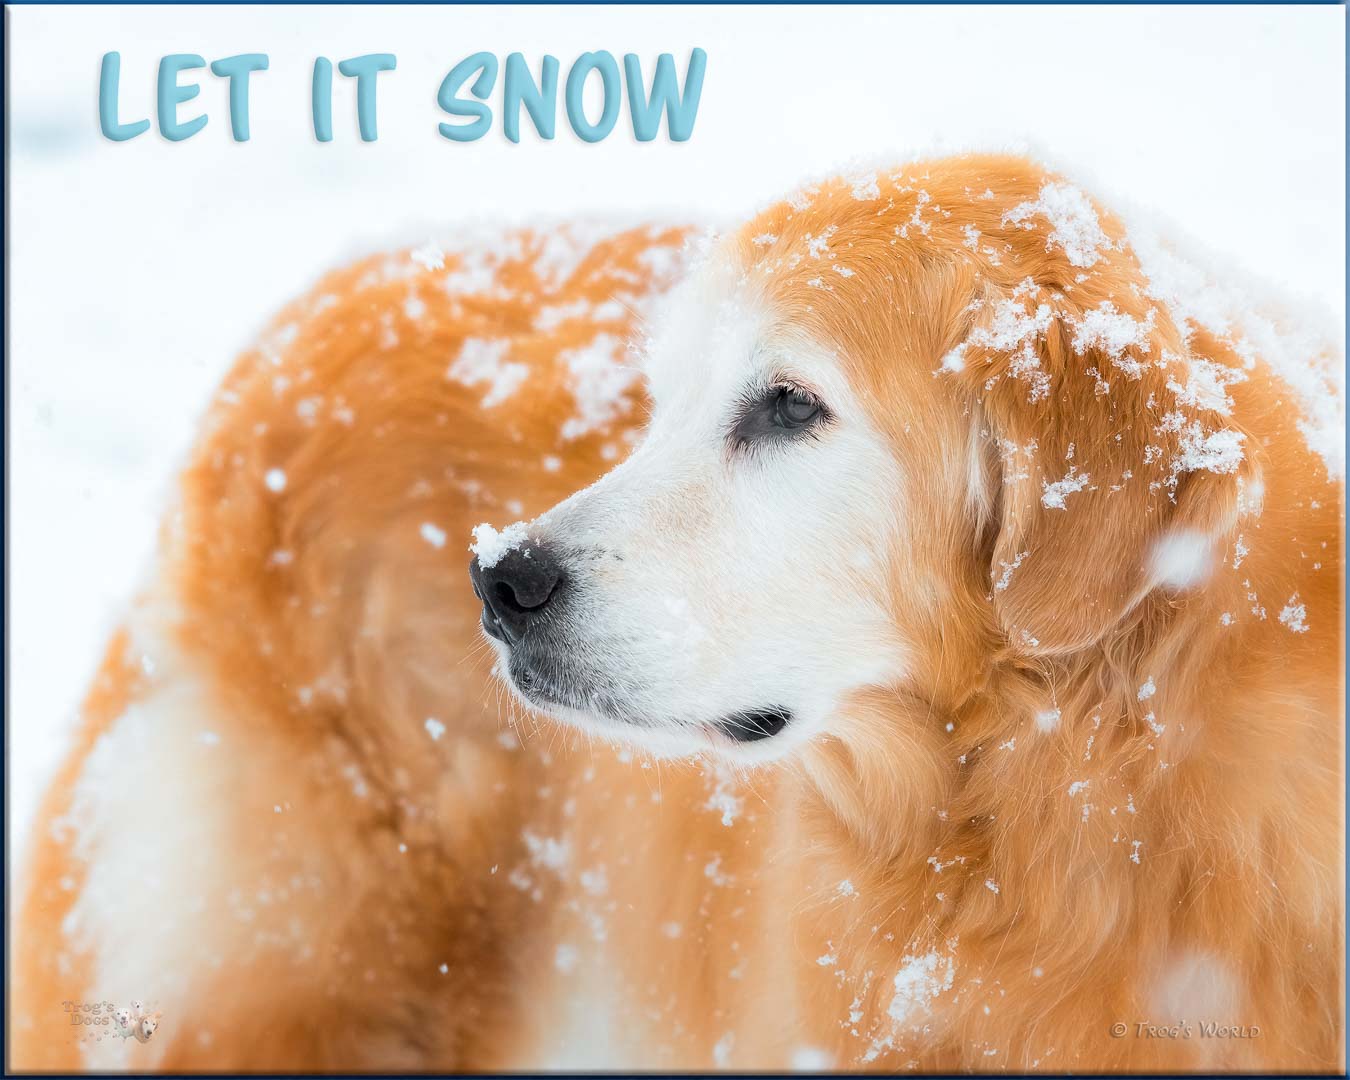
[469,542,564,645]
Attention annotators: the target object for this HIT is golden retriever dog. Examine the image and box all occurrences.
[13,153,1344,1073]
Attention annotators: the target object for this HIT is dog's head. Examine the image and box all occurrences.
[470,154,1254,762]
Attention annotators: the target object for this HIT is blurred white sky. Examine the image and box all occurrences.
[7,5,1345,859]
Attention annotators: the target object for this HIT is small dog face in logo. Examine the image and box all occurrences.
[111,1001,160,1042]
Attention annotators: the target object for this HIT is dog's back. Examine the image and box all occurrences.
[13,222,703,1070]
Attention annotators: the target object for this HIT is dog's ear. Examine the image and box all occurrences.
[953,277,1256,656]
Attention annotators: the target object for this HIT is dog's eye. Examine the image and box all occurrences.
[775,388,821,429]
[730,384,829,450]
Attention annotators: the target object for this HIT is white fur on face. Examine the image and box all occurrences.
[490,255,909,761]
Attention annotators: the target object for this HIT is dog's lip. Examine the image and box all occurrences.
[713,707,792,743]
[504,651,586,714]
[508,661,554,702]
[496,646,793,747]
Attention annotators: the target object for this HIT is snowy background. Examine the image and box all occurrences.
[8,5,1345,866]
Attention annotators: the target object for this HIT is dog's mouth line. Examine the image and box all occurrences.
[712,707,792,743]
[497,654,794,745]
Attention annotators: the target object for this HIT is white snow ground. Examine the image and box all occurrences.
[7,6,1345,868]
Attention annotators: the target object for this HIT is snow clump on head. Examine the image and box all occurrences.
[1002,182,1113,268]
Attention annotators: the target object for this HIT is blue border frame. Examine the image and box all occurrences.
[1,5,1346,1078]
